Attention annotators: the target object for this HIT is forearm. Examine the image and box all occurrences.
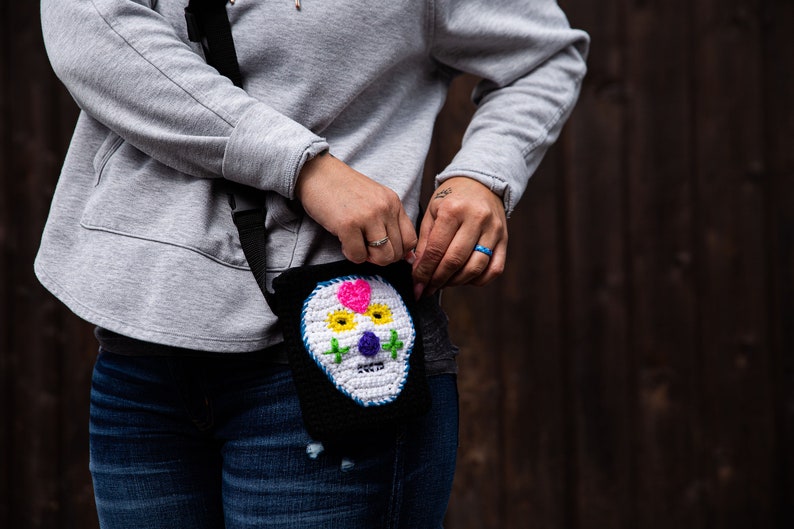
[432,0,589,215]
[41,0,327,197]
[437,45,587,216]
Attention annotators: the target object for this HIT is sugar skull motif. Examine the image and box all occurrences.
[301,274,415,407]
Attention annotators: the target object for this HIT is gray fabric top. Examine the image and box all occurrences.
[35,0,589,352]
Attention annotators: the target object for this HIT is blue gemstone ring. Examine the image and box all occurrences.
[473,244,493,257]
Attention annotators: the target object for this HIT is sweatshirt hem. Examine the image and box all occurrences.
[34,260,276,353]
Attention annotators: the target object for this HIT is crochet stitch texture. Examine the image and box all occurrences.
[301,275,415,406]
[270,259,430,441]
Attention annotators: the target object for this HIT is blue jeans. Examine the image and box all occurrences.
[89,350,458,529]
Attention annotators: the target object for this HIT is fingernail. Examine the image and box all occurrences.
[414,283,425,300]
[405,249,417,265]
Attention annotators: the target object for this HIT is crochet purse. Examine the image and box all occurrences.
[234,209,430,441]
[267,258,430,441]
[187,0,430,441]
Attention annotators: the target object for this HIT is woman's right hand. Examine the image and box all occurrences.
[295,153,417,265]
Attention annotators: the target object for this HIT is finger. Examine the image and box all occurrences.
[412,213,461,289]
[411,210,434,298]
[414,207,434,261]
[339,225,369,264]
[470,237,507,287]
[445,240,495,287]
[383,216,404,265]
[398,208,418,259]
[446,234,505,286]
[364,227,396,266]
[422,223,480,296]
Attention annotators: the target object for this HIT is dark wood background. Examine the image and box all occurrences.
[2,0,792,527]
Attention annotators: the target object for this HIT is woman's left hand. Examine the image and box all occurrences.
[411,176,508,299]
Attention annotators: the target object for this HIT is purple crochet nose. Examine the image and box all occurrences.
[358,331,380,357]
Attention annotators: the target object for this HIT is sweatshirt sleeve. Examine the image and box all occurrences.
[431,0,589,216]
[40,0,328,199]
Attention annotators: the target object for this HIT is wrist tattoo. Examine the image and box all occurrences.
[434,187,452,200]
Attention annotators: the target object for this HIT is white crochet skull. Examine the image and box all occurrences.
[301,275,415,406]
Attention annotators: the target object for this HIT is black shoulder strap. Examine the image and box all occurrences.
[185,0,243,88]
[185,1,271,299]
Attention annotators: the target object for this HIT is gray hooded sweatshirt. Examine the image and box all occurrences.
[36,0,589,353]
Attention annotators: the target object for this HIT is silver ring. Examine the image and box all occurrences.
[474,244,493,257]
[367,236,390,248]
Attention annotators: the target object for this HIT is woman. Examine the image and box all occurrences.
[37,0,588,527]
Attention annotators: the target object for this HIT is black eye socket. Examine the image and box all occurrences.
[372,312,382,319]
[337,318,347,325]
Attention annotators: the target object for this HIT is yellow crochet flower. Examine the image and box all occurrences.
[326,309,357,333]
[365,303,393,325]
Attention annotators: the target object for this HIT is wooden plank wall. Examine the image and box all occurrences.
[1,0,791,528]
[1,2,98,528]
